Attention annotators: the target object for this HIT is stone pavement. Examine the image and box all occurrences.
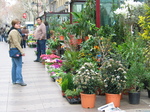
[0,42,150,112]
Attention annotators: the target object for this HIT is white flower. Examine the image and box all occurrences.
[117,68,124,71]
[123,71,127,74]
[114,0,144,19]
[116,76,120,79]
[109,59,114,61]
[105,85,108,87]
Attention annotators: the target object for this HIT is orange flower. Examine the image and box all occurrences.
[94,46,99,49]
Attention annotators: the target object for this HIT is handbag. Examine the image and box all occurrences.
[9,48,21,58]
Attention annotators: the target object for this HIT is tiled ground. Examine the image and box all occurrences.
[0,42,150,112]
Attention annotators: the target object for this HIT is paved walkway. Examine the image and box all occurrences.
[0,42,150,112]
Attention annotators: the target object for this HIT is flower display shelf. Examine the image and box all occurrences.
[65,97,81,104]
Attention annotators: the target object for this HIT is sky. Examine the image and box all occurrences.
[5,0,17,6]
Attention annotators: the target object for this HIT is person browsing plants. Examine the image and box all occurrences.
[34,17,46,62]
[7,19,27,86]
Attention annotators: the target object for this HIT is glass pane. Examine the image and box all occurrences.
[72,2,86,12]
[45,13,70,30]
[100,0,119,26]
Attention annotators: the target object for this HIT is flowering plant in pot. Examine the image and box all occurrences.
[73,62,101,108]
[100,58,127,107]
[44,54,62,68]
[73,62,101,94]
[101,58,127,94]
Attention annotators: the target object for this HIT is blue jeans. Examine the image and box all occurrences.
[22,40,26,48]
[36,40,46,61]
[11,56,24,83]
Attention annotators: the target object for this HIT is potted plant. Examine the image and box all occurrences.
[65,89,82,104]
[100,58,127,107]
[61,73,74,97]
[143,71,150,98]
[126,62,145,104]
[47,38,60,53]
[61,50,80,74]
[73,62,101,108]
[65,89,75,99]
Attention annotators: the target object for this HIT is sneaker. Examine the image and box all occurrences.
[18,83,27,86]
[34,60,40,62]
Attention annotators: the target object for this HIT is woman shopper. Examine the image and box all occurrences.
[21,26,29,48]
[8,19,27,86]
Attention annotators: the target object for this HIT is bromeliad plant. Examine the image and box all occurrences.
[73,62,102,94]
[100,58,127,94]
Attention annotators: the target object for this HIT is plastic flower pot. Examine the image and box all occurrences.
[80,93,96,108]
[147,89,150,98]
[128,92,140,104]
[105,93,121,107]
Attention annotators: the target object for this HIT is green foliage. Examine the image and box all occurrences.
[61,50,80,73]
[46,49,51,54]
[71,0,96,38]
[48,15,61,31]
[65,89,82,97]
[113,37,145,66]
[47,38,60,50]
[112,16,127,44]
[61,79,68,92]
[126,62,145,92]
[144,71,150,90]
[61,73,74,91]
[138,4,150,40]
[48,68,66,78]
[65,89,75,97]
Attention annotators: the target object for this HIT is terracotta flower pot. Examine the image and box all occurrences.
[105,93,121,107]
[85,36,89,41]
[80,93,96,108]
[77,39,83,45]
[59,36,64,40]
[67,96,73,99]
[42,61,45,65]
[62,91,65,97]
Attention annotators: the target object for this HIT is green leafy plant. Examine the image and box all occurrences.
[144,71,150,90]
[126,62,145,93]
[61,50,80,73]
[46,49,51,54]
[65,89,76,97]
[70,0,96,38]
[61,79,68,92]
[65,89,83,97]
[47,38,60,50]
[61,73,74,92]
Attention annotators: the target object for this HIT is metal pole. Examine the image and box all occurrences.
[96,0,100,28]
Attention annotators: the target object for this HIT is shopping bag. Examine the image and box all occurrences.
[9,48,21,58]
